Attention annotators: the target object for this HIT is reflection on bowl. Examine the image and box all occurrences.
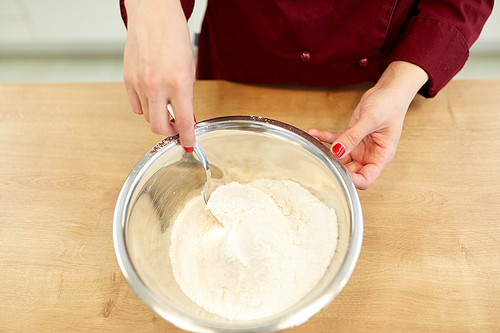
[113,116,363,332]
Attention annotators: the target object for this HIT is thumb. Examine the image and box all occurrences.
[331,118,375,159]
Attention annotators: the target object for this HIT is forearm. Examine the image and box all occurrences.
[121,0,194,27]
[122,0,196,149]
[124,0,185,26]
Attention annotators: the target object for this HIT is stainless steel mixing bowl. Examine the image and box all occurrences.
[113,116,363,332]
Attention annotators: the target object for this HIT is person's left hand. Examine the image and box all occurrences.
[308,85,407,189]
[308,61,428,190]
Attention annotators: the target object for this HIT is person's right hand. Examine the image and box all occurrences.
[123,0,196,152]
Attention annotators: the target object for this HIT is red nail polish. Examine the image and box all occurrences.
[193,115,197,123]
[183,146,194,153]
[332,143,345,158]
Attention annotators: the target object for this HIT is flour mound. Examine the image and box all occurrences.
[169,179,338,320]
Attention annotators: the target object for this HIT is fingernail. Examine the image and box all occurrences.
[193,115,197,123]
[183,146,194,153]
[332,143,345,158]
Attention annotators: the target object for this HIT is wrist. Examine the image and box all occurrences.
[124,0,141,12]
[125,0,180,21]
[375,61,429,99]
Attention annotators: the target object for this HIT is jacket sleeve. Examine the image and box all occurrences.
[119,0,195,28]
[384,0,493,97]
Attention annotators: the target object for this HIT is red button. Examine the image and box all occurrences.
[358,58,369,67]
[300,51,311,62]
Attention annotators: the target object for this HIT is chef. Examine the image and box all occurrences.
[119,0,492,189]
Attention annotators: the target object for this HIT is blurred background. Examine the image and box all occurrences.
[0,0,499,83]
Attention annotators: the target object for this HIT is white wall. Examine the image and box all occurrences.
[0,0,127,54]
[0,0,497,55]
[472,3,500,52]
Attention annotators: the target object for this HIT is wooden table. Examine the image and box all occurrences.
[1,80,499,332]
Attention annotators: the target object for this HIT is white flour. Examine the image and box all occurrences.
[169,179,338,320]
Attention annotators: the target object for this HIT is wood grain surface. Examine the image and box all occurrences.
[0,80,499,332]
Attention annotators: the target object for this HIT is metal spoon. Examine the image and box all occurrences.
[193,142,225,204]
[167,104,224,203]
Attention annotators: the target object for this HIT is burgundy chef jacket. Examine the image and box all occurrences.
[120,0,492,97]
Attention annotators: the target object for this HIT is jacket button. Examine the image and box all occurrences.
[300,50,311,62]
[358,58,369,67]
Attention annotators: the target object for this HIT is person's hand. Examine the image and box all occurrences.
[308,61,428,189]
[123,0,196,152]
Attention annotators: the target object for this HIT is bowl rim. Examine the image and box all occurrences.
[113,116,363,332]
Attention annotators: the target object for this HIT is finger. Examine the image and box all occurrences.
[330,117,376,159]
[138,89,150,123]
[148,95,176,136]
[170,86,196,150]
[308,128,351,163]
[339,153,353,165]
[345,162,381,190]
[125,86,143,115]
[307,129,341,144]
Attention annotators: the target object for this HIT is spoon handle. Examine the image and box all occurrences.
[194,141,210,173]
[167,104,210,171]
[167,104,214,203]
